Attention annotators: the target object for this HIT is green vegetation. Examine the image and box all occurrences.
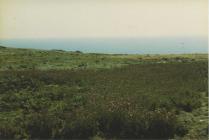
[0,47,208,139]
[0,46,207,70]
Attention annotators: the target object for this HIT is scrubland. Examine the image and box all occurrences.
[0,46,208,139]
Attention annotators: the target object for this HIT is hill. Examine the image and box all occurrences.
[0,46,207,70]
[0,46,208,139]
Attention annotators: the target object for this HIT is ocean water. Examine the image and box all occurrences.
[0,37,207,54]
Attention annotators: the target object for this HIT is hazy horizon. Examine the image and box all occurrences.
[0,37,207,54]
[0,0,207,54]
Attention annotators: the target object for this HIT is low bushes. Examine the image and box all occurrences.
[0,62,207,139]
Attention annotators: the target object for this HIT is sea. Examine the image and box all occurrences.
[0,37,207,54]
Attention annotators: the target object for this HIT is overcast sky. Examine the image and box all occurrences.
[0,0,207,39]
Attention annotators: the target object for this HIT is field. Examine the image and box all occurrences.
[0,46,208,139]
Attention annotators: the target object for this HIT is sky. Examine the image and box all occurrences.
[0,0,208,39]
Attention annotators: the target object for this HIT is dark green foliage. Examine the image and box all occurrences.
[170,91,202,112]
[0,46,6,49]
[0,61,207,139]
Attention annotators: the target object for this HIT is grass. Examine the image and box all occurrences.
[0,46,208,139]
[0,46,207,70]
